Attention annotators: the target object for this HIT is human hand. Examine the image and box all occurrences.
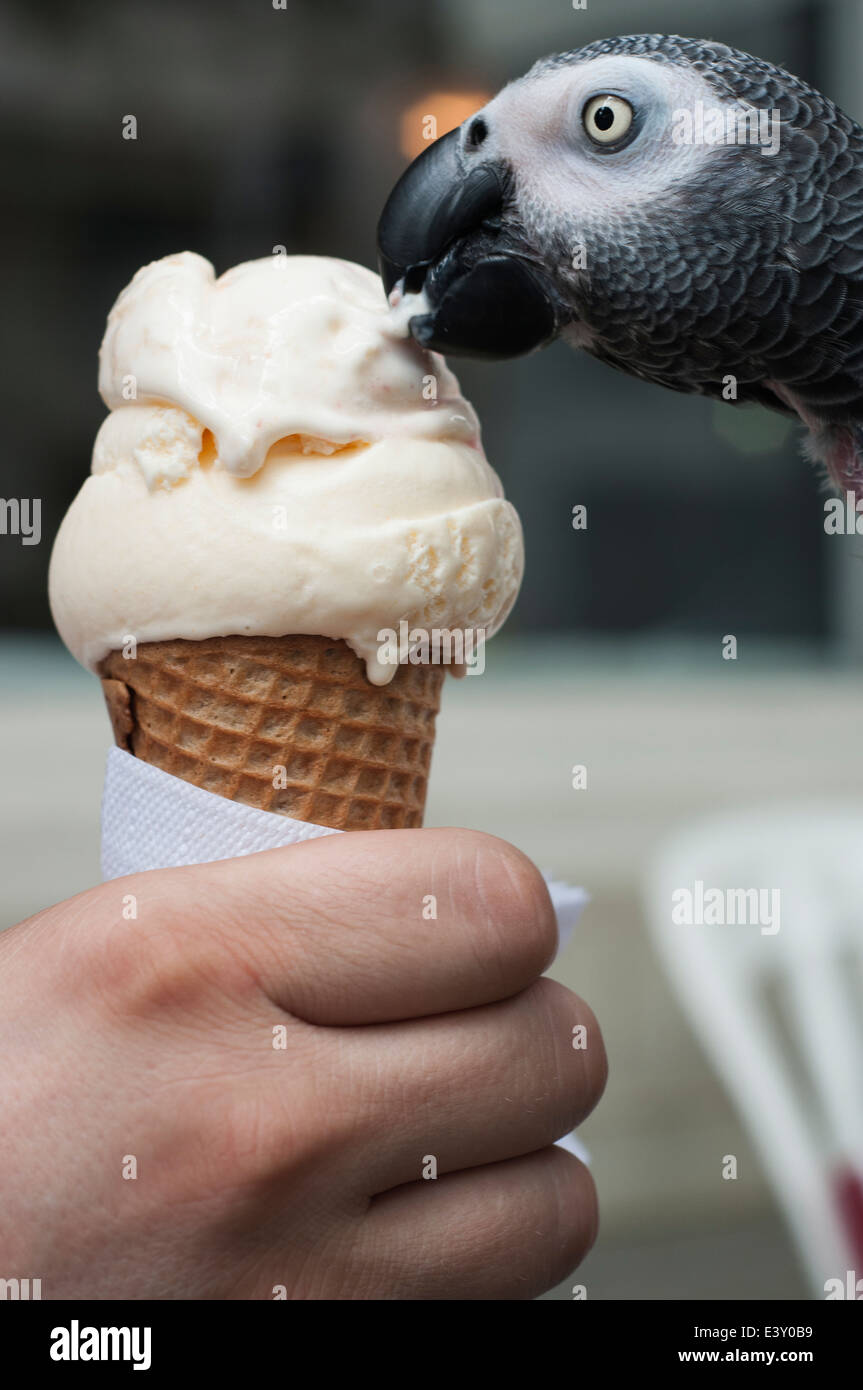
[0,828,605,1299]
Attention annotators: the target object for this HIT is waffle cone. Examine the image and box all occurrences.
[98,635,444,831]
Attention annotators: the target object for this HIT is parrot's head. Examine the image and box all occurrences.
[378,34,863,493]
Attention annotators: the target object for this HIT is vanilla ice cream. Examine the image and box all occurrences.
[49,252,523,685]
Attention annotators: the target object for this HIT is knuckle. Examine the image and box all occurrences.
[97,924,205,1020]
[546,1151,599,1285]
[461,830,558,980]
[185,1085,286,1198]
[82,874,256,1020]
[572,997,608,1115]
[184,1072,335,1204]
[487,1149,599,1299]
[141,1083,273,1210]
[524,978,608,1137]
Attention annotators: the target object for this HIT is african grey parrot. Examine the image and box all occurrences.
[377,34,863,495]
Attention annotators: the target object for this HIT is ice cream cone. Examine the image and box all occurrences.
[50,254,523,846]
[98,635,444,831]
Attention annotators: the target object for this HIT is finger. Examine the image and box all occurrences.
[140,827,558,1024]
[358,1146,598,1299]
[327,978,607,1193]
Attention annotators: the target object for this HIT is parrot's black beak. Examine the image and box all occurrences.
[377,127,559,360]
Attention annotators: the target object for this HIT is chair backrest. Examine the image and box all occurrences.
[644,802,863,1296]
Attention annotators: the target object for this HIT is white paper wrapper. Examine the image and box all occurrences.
[101,746,591,1163]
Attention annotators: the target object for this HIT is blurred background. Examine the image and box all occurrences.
[3,0,863,1300]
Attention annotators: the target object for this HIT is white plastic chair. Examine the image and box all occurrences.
[644,802,863,1296]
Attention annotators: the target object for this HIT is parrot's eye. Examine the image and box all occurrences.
[583,95,634,147]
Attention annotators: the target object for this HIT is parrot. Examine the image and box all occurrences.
[376,34,863,497]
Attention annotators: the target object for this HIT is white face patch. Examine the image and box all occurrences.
[462,55,749,227]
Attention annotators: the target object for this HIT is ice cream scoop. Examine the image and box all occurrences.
[50,252,523,685]
[49,252,524,830]
[97,251,481,474]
